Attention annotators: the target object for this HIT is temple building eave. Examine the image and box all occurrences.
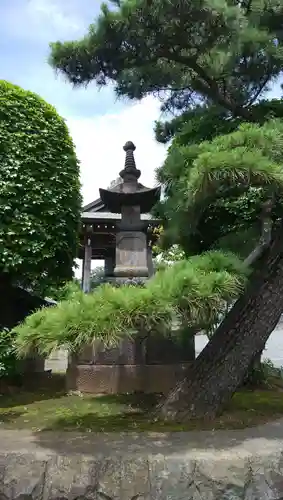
[81,211,160,225]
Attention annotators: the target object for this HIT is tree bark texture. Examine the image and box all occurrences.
[156,223,283,421]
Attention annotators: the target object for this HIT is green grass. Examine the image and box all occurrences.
[1,382,283,432]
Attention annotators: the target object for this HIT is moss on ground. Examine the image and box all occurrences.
[1,379,283,432]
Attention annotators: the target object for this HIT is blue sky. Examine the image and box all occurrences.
[0,0,166,205]
[0,0,118,117]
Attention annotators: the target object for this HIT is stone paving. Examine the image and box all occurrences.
[2,418,283,499]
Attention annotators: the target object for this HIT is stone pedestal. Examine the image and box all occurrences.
[114,231,148,278]
[66,331,195,395]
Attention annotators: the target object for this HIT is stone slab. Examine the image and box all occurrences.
[2,419,283,499]
[66,363,190,394]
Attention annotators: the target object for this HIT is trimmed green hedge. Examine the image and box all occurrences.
[0,80,81,291]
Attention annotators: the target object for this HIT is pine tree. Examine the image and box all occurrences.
[48,0,283,418]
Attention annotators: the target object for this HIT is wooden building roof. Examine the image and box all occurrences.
[81,196,160,225]
[79,196,159,261]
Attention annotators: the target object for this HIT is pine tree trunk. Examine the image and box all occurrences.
[155,224,283,421]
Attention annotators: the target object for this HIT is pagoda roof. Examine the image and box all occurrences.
[99,184,161,215]
[81,141,161,224]
[81,197,159,224]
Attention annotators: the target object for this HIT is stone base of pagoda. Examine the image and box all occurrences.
[66,360,191,395]
[66,335,195,395]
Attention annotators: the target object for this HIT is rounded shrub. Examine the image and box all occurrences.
[0,80,81,291]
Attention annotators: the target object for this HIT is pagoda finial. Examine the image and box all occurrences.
[123,141,136,152]
[119,141,141,181]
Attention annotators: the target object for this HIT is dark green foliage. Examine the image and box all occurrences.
[0,329,18,378]
[49,0,283,122]
[154,105,241,145]
[46,280,81,302]
[0,81,81,292]
[155,100,283,146]
[156,120,283,254]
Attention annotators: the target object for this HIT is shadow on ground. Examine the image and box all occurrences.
[28,417,283,458]
[88,392,161,411]
[37,392,162,433]
[3,386,283,460]
[0,373,66,408]
[0,390,66,408]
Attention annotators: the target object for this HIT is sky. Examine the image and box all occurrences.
[0,0,167,206]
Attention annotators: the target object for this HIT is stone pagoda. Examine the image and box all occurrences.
[78,142,161,292]
[67,142,195,395]
[99,141,160,282]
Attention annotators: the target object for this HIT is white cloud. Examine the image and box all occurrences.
[2,0,84,42]
[67,96,167,205]
[28,0,81,34]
